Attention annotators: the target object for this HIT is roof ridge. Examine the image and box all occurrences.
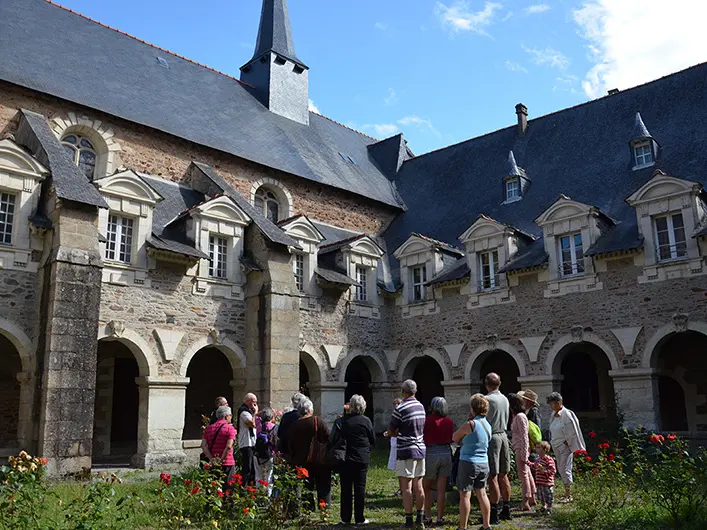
[44,0,252,88]
[407,60,707,163]
[312,112,378,142]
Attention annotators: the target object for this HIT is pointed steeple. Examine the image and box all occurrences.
[631,112,653,141]
[240,0,310,125]
[506,150,523,177]
[248,0,307,68]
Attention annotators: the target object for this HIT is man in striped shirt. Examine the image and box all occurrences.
[387,379,427,529]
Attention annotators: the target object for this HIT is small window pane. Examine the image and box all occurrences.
[209,235,228,279]
[355,266,367,302]
[105,214,133,263]
[293,253,305,292]
[0,193,16,245]
[80,138,94,149]
[266,201,279,223]
[79,149,96,179]
[62,135,77,145]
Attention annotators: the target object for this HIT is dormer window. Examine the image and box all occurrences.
[0,192,16,245]
[61,134,97,180]
[355,265,368,302]
[655,213,687,261]
[411,265,427,301]
[209,235,228,279]
[634,141,653,168]
[254,187,281,223]
[106,214,134,264]
[479,249,500,289]
[559,232,584,277]
[505,179,520,201]
[293,253,306,292]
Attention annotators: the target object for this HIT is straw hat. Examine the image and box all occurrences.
[518,389,539,406]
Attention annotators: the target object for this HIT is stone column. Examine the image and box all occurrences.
[442,379,473,427]
[309,382,347,426]
[371,382,397,433]
[519,375,562,436]
[36,205,103,476]
[609,368,659,430]
[16,371,35,451]
[132,376,189,468]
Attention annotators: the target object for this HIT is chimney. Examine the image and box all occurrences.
[608,88,619,95]
[515,103,528,136]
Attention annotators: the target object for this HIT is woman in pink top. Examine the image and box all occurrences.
[202,405,238,487]
[509,393,536,511]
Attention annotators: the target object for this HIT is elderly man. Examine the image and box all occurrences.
[238,393,259,484]
[277,392,306,457]
[387,379,426,529]
[209,396,229,425]
[485,372,512,524]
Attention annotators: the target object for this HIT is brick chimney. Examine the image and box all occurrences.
[515,103,528,136]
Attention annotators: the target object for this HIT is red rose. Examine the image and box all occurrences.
[217,490,224,498]
[657,435,665,443]
[243,508,250,515]
[192,485,200,495]
[258,479,269,487]
[608,454,615,461]
[184,479,192,486]
[667,434,677,441]
[319,499,327,509]
[296,467,310,479]
[234,474,244,485]
[585,456,592,462]
[589,431,597,439]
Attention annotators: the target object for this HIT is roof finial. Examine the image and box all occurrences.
[248,0,307,68]
[507,150,522,177]
[632,112,652,141]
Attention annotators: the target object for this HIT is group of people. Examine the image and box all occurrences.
[198,374,586,530]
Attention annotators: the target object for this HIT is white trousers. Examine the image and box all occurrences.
[552,442,574,486]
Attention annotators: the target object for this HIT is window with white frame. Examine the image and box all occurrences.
[0,192,16,245]
[654,213,687,261]
[61,134,97,180]
[106,214,134,264]
[559,232,584,277]
[634,142,653,167]
[505,179,521,201]
[208,235,228,279]
[293,253,305,292]
[479,249,500,290]
[411,265,427,302]
[254,187,281,223]
[355,265,368,302]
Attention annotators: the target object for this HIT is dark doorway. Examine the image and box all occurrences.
[411,357,445,413]
[183,347,234,440]
[658,376,688,432]
[0,334,21,448]
[300,359,311,397]
[345,357,374,422]
[477,350,521,395]
[110,357,139,453]
[558,343,614,418]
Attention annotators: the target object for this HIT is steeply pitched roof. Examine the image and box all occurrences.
[15,109,108,209]
[384,62,707,260]
[632,112,653,141]
[0,0,403,209]
[244,0,306,69]
[506,150,523,177]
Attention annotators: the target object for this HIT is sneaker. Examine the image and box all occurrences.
[355,520,369,526]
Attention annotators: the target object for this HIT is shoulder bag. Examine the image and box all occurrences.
[306,416,328,467]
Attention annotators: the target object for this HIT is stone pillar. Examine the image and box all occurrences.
[230,377,247,409]
[16,371,35,451]
[442,379,473,427]
[132,376,189,468]
[36,204,103,476]
[609,368,659,430]
[519,375,562,436]
[371,382,397,433]
[309,382,347,426]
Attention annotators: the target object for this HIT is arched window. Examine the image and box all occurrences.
[254,187,281,223]
[61,134,97,180]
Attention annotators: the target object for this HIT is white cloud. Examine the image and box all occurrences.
[308,99,320,114]
[525,4,550,14]
[505,60,528,73]
[502,11,514,21]
[522,45,569,69]
[435,1,503,36]
[375,22,389,30]
[371,124,400,137]
[384,88,398,106]
[573,0,707,99]
[397,115,441,137]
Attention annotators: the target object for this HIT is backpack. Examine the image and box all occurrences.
[255,425,275,462]
[528,420,542,448]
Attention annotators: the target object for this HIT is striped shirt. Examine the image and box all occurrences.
[530,455,556,487]
[389,396,426,460]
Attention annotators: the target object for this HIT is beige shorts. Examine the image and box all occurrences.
[396,458,426,479]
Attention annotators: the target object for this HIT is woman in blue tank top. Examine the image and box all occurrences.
[452,393,493,530]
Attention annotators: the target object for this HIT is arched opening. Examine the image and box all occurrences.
[654,331,707,433]
[557,342,616,426]
[300,359,311,397]
[345,357,375,422]
[472,349,521,395]
[254,186,282,223]
[93,340,140,466]
[183,347,235,440]
[0,334,22,449]
[404,356,445,413]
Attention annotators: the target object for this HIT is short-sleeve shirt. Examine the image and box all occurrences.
[423,414,454,453]
[389,396,426,460]
[203,419,237,466]
[486,391,510,434]
[239,411,257,448]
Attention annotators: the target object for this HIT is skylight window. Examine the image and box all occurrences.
[339,153,358,165]
[156,56,169,69]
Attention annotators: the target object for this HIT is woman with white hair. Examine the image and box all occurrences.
[201,405,237,489]
[339,394,376,525]
[547,391,585,503]
[422,396,454,526]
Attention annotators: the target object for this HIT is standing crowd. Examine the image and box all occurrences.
[199,372,586,530]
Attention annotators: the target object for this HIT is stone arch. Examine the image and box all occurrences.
[545,331,620,375]
[465,341,528,381]
[249,177,293,220]
[300,344,327,383]
[50,113,122,177]
[0,317,34,373]
[98,324,158,378]
[398,349,451,382]
[338,351,387,383]
[641,320,707,369]
[178,335,246,378]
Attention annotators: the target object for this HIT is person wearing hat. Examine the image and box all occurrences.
[518,390,542,434]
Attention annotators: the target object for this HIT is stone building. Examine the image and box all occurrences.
[0,0,706,474]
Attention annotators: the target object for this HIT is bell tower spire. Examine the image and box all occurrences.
[240,0,310,125]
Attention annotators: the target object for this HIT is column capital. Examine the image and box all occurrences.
[608,368,658,380]
[16,371,33,384]
[518,375,563,385]
[442,379,472,390]
[370,382,396,391]
[308,382,348,392]
[135,376,190,389]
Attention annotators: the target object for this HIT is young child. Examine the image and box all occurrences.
[529,441,556,514]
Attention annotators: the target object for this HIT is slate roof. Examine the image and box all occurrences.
[632,112,653,141]
[427,257,470,285]
[311,221,362,246]
[0,0,404,209]
[315,267,359,286]
[244,0,306,69]
[15,110,108,208]
[385,62,707,273]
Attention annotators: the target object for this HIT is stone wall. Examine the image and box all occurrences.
[0,270,38,345]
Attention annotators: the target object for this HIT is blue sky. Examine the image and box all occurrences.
[58,0,706,155]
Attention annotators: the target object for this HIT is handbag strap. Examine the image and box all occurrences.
[209,423,226,454]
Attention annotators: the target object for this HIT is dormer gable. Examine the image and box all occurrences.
[0,138,49,178]
[629,112,659,170]
[393,233,462,261]
[193,195,251,226]
[94,170,163,205]
[278,214,325,245]
[348,235,385,259]
[535,195,607,227]
[626,173,701,206]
